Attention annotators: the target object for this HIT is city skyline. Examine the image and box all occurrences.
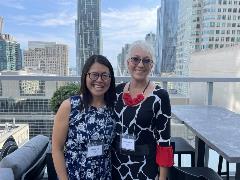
[0,0,161,69]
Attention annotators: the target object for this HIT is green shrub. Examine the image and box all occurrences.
[50,83,80,113]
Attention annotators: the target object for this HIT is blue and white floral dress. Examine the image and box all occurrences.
[64,95,116,180]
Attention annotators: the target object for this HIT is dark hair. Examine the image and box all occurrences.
[80,54,116,111]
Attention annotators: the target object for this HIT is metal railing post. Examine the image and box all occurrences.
[204,82,213,167]
[163,81,168,90]
[207,82,213,105]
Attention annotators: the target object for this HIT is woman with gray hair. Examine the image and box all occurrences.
[112,40,173,180]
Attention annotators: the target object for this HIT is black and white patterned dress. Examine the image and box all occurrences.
[112,83,173,180]
[64,95,116,180]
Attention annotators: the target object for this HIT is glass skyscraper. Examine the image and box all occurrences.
[156,0,179,75]
[0,34,22,71]
[175,0,240,95]
[75,0,101,75]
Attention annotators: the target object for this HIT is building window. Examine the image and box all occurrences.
[209,44,213,49]
[216,30,220,34]
[210,22,215,27]
[232,23,236,27]
[228,8,232,12]
[231,37,235,42]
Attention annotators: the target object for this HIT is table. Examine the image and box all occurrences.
[172,105,240,179]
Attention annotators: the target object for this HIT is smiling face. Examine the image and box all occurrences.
[127,47,153,81]
[86,62,111,99]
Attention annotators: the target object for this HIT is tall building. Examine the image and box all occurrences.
[117,43,130,76]
[0,16,3,34]
[145,32,156,47]
[0,70,56,138]
[0,34,22,71]
[156,0,179,75]
[23,41,68,76]
[75,0,101,75]
[175,0,240,94]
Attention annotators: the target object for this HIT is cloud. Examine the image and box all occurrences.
[0,0,25,10]
[10,11,76,27]
[57,0,77,6]
[102,6,158,67]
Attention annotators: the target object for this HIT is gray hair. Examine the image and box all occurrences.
[126,40,156,63]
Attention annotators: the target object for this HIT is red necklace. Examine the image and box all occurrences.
[123,80,150,106]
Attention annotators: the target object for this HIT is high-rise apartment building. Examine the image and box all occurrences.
[75,0,101,75]
[0,34,22,71]
[23,41,68,76]
[145,33,156,75]
[0,16,3,34]
[175,0,240,95]
[117,44,130,76]
[156,0,179,75]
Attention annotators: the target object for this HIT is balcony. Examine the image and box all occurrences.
[0,75,240,179]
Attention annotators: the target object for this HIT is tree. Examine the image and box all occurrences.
[50,83,80,113]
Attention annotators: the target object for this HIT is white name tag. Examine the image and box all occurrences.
[87,144,103,157]
[121,137,135,151]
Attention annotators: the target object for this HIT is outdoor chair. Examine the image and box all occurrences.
[217,155,229,180]
[171,137,195,167]
[0,136,18,160]
[169,166,223,180]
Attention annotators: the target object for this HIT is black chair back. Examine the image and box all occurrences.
[169,166,207,180]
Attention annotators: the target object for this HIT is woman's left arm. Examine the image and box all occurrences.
[155,89,174,180]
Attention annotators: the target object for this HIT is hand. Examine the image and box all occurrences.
[159,177,166,180]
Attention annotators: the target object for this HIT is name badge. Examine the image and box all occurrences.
[120,134,135,151]
[87,143,103,158]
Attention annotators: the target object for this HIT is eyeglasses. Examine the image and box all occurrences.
[130,57,153,66]
[87,72,111,81]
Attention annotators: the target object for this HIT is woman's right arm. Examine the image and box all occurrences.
[52,99,71,180]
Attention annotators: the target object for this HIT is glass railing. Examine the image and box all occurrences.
[1,75,240,176]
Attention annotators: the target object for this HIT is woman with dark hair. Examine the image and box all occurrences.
[52,55,116,180]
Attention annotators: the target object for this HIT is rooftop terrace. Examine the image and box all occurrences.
[0,75,240,179]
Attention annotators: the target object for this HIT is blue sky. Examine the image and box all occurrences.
[0,0,161,69]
